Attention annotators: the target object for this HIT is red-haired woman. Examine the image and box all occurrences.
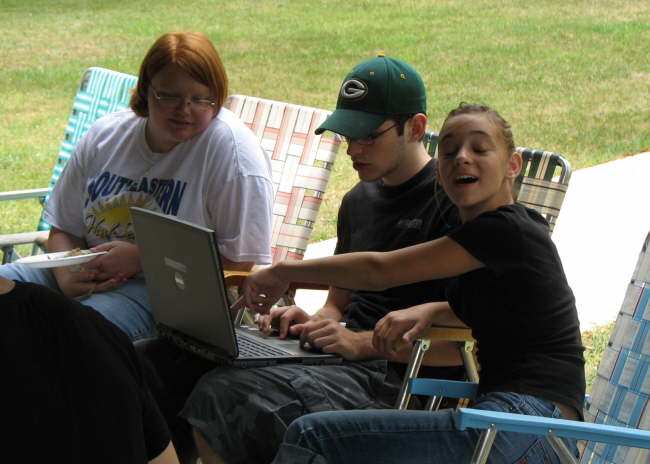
[0,32,273,341]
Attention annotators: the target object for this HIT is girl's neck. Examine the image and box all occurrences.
[460,194,515,223]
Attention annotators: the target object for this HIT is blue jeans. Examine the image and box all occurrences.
[272,392,579,464]
[0,263,154,341]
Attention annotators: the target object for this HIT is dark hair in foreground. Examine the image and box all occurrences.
[130,31,228,117]
[442,102,516,155]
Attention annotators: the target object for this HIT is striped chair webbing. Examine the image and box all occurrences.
[582,231,650,463]
[38,67,137,230]
[513,148,572,234]
[225,95,342,263]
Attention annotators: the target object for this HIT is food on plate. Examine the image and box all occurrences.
[64,248,89,257]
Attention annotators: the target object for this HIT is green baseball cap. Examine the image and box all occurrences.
[315,55,426,139]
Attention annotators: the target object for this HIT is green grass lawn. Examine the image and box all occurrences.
[1,0,649,241]
[582,321,615,393]
[0,0,645,385]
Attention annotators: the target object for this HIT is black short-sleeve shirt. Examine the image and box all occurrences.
[447,204,585,413]
[336,159,458,330]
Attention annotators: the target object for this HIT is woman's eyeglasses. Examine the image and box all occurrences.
[343,123,398,146]
[150,86,215,112]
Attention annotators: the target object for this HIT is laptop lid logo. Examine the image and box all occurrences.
[164,256,187,290]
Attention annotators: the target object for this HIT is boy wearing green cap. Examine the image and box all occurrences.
[139,56,461,464]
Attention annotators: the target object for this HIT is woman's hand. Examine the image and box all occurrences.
[47,228,128,297]
[231,266,290,314]
[53,266,127,298]
[89,241,142,281]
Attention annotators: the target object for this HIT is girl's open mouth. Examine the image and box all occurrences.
[455,175,478,184]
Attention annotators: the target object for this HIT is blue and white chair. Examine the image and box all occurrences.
[0,67,137,263]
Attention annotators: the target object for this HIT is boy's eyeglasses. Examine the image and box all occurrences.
[150,86,216,112]
[343,123,398,146]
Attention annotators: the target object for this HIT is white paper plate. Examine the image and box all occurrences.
[15,250,108,268]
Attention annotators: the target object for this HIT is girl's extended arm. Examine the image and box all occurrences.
[233,236,483,313]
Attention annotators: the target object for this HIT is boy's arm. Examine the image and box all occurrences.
[310,286,351,322]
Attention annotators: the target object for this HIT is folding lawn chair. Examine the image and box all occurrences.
[514,147,572,233]
[0,67,137,263]
[224,94,341,265]
[222,95,342,321]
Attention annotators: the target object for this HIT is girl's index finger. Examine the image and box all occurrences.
[229,295,245,312]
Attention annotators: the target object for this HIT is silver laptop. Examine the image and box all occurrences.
[130,207,340,366]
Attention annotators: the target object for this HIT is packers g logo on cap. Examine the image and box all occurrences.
[340,79,368,100]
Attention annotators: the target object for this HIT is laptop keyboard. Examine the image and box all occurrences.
[237,332,291,358]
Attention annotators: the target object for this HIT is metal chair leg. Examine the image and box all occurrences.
[425,395,443,411]
[546,435,578,464]
[395,338,430,409]
[461,340,479,383]
[470,426,497,464]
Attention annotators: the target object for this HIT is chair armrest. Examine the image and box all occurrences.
[0,188,49,202]
[0,189,50,263]
[457,408,650,449]
[222,270,329,291]
[393,325,474,351]
[410,378,479,399]
[223,270,252,287]
[420,326,479,382]
[420,326,475,343]
[0,230,49,248]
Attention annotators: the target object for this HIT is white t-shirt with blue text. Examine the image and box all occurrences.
[44,108,273,264]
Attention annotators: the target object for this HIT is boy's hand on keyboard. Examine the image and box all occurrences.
[296,320,371,361]
[256,305,310,339]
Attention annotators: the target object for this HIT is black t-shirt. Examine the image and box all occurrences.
[447,204,585,414]
[336,159,459,331]
[0,281,170,463]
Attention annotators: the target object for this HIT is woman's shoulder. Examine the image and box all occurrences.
[187,107,270,180]
[93,109,138,128]
[204,107,256,140]
[195,108,259,150]
[86,110,141,141]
